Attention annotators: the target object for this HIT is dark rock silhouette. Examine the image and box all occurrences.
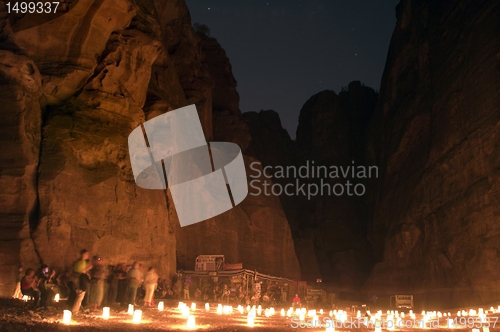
[244,82,378,295]
[364,0,500,308]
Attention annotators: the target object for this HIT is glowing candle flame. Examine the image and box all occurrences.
[128,304,134,315]
[387,315,394,330]
[191,302,196,310]
[132,310,142,323]
[326,319,335,332]
[281,308,285,316]
[312,315,319,327]
[247,312,255,327]
[62,310,72,325]
[102,307,110,319]
[22,295,28,302]
[217,304,223,315]
[158,301,164,311]
[54,293,60,303]
[205,303,210,311]
[187,315,196,328]
[182,307,190,317]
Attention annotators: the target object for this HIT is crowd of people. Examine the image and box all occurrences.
[14,249,167,314]
[14,249,302,314]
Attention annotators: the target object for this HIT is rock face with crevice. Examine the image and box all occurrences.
[244,82,378,294]
[0,0,300,296]
[364,0,500,308]
[175,35,299,279]
[0,51,43,297]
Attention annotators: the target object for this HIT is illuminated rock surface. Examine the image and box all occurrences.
[0,0,299,296]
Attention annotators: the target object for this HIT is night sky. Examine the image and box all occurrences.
[185,0,400,138]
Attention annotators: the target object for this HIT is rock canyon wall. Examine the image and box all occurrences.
[364,0,500,308]
[244,82,379,295]
[0,0,299,296]
[244,0,500,308]
[1,0,498,309]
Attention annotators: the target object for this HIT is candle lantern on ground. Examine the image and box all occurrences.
[62,310,72,325]
[187,315,196,328]
[102,307,110,319]
[132,310,142,323]
[247,312,255,327]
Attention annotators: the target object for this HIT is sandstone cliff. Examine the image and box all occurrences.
[364,0,500,308]
[0,0,300,296]
[175,35,299,279]
[244,82,378,293]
